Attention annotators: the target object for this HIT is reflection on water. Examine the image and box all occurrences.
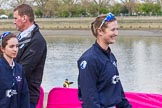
[42,35,162,94]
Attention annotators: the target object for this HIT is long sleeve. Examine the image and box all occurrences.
[78,56,101,108]
[116,87,132,108]
[20,72,30,108]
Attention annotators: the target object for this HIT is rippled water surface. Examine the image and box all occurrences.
[42,34,162,94]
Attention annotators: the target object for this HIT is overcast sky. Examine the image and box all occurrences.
[0,0,122,10]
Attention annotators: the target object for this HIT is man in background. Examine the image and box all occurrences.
[13,4,47,108]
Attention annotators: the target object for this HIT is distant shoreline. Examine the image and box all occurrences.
[40,29,162,37]
[0,29,162,37]
[1,16,162,31]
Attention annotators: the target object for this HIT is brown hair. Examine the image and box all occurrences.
[0,32,17,57]
[13,4,34,22]
[91,14,116,37]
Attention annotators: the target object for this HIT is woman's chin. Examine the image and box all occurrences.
[109,40,116,44]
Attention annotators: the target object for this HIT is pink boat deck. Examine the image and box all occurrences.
[44,87,162,108]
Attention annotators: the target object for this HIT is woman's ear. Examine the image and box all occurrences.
[1,47,5,53]
[97,28,103,36]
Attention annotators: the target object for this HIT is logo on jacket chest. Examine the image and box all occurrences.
[80,60,87,69]
[112,61,117,67]
[111,75,120,84]
[6,89,17,98]
[16,76,22,82]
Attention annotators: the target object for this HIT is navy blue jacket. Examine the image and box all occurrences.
[0,57,29,108]
[77,42,132,108]
[16,24,47,104]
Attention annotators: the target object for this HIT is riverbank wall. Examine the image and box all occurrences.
[1,16,162,31]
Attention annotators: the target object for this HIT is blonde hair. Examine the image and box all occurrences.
[91,14,116,37]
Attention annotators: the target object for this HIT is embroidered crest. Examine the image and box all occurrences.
[16,76,22,82]
[112,75,120,84]
[80,60,87,69]
[6,89,17,98]
[113,61,117,67]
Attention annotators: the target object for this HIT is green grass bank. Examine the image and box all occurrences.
[1,16,162,30]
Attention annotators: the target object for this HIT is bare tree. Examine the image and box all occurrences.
[156,0,162,11]
[120,0,136,15]
[7,0,34,8]
[80,0,92,15]
[34,0,48,7]
[0,0,9,9]
[93,0,111,15]
[43,0,60,17]
[61,0,79,17]
[143,0,156,3]
[142,0,162,12]
[33,0,49,17]
[0,0,5,4]
[0,0,3,8]
[16,0,26,4]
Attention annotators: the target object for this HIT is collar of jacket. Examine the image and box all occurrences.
[0,56,15,69]
[18,24,39,42]
[18,24,39,46]
[94,41,111,55]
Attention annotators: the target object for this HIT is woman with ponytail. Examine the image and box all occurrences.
[0,32,29,108]
[77,13,132,108]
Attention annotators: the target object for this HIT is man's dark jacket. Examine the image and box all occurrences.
[16,24,47,104]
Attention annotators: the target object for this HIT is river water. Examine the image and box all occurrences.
[42,30,162,94]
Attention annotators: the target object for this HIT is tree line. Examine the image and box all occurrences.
[0,0,162,18]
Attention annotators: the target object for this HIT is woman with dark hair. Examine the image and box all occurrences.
[0,32,29,108]
[77,13,132,108]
